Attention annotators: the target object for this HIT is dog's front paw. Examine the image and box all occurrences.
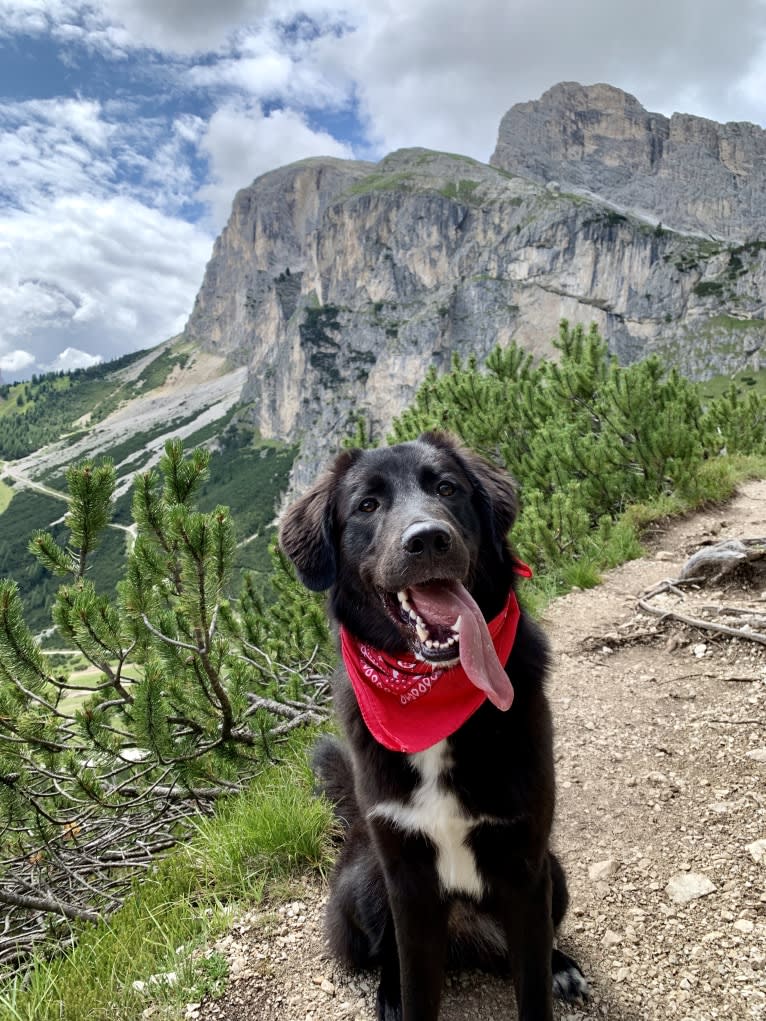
[376,980,403,1021]
[552,948,589,1003]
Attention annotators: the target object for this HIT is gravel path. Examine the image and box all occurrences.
[191,480,766,1021]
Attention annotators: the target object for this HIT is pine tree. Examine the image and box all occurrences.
[391,320,766,580]
[0,440,334,954]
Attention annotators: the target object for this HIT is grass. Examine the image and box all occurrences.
[0,729,334,1021]
[346,170,415,196]
[698,365,766,401]
[54,661,137,714]
[439,179,482,204]
[0,480,13,515]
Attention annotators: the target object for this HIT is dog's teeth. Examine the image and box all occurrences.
[446,636,457,646]
[453,615,462,634]
[425,639,434,649]
[397,590,412,612]
[416,623,429,642]
[409,609,417,621]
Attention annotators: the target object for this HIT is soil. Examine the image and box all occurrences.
[188,480,766,1021]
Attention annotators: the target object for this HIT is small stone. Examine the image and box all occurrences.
[747,839,766,864]
[320,979,336,996]
[734,919,755,933]
[229,955,247,978]
[656,551,676,561]
[746,748,766,763]
[588,859,620,882]
[602,928,622,947]
[692,643,707,658]
[665,872,717,904]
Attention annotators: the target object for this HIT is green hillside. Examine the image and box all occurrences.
[0,343,295,635]
[0,340,192,460]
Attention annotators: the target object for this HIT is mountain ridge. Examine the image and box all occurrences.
[491,81,766,241]
[180,101,766,486]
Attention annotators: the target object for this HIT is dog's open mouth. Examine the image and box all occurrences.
[382,579,514,709]
[391,584,461,663]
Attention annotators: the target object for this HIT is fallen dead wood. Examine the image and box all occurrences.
[636,537,766,647]
[637,585,766,645]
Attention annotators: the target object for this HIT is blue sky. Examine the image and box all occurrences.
[1,0,765,382]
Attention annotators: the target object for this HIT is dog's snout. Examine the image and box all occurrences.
[401,521,453,557]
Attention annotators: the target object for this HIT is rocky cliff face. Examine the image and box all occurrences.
[491,82,766,242]
[182,92,766,487]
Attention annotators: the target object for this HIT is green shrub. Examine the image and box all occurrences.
[391,320,766,592]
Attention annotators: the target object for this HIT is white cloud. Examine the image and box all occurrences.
[0,0,79,35]
[46,347,102,373]
[197,101,354,225]
[99,0,271,53]
[0,97,205,222]
[0,350,36,374]
[316,0,766,161]
[184,21,350,111]
[0,194,212,376]
[0,98,116,211]
[187,48,293,94]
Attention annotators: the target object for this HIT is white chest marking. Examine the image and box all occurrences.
[369,741,488,898]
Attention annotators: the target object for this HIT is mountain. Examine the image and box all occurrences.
[4,81,766,621]
[182,95,766,486]
[491,82,766,242]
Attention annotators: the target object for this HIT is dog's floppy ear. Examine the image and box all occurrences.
[419,431,518,555]
[278,449,359,591]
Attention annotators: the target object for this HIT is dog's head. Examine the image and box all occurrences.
[278,432,518,659]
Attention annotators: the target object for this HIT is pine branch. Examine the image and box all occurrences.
[0,888,100,924]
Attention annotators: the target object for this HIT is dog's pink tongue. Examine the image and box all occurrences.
[408,582,514,710]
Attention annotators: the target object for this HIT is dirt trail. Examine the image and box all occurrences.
[192,480,766,1021]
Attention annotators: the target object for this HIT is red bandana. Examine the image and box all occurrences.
[339,572,529,754]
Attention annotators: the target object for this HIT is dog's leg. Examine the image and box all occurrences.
[375,913,402,1021]
[373,825,449,1021]
[498,856,555,1021]
[549,852,589,1002]
[549,850,569,928]
[312,735,359,830]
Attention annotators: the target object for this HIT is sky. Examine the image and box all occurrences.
[1,1,766,382]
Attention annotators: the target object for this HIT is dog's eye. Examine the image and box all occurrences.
[358,497,379,513]
[436,481,456,497]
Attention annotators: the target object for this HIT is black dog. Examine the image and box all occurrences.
[279,432,587,1021]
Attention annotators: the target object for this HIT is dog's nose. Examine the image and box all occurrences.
[401,521,453,557]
